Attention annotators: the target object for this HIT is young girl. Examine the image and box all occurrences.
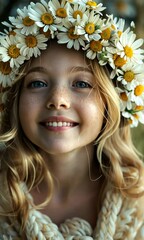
[0,0,144,239]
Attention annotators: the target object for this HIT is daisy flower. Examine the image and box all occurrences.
[122,111,139,127]
[9,6,38,36]
[122,109,144,127]
[133,107,144,124]
[57,20,85,50]
[107,15,127,42]
[129,83,144,106]
[0,60,17,87]
[117,62,144,90]
[1,21,16,37]
[28,0,61,33]
[0,35,25,68]
[17,33,48,59]
[90,26,113,63]
[111,16,126,33]
[136,111,144,125]
[116,30,144,64]
[75,10,106,41]
[79,0,105,14]
[84,39,109,60]
[107,50,127,72]
[49,0,69,21]
[116,87,132,111]
[68,2,87,23]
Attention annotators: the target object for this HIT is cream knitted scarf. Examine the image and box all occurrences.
[1,188,144,240]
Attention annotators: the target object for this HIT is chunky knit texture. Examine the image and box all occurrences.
[0,188,144,240]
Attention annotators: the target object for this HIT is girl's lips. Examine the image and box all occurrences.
[41,116,78,123]
[40,116,79,130]
[45,122,76,127]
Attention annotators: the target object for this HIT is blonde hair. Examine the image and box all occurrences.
[89,61,144,197]
[0,58,144,228]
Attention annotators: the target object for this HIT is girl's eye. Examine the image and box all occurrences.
[28,80,47,88]
[72,81,92,88]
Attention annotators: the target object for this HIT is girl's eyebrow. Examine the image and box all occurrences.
[26,66,48,75]
[26,66,93,75]
[69,66,93,74]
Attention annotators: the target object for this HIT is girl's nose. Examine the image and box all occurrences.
[46,86,71,110]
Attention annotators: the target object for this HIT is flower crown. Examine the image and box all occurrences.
[0,0,144,127]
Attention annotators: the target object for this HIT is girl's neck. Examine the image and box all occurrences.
[31,145,105,227]
[40,144,101,197]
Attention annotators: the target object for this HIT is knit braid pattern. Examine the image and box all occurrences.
[0,188,144,239]
[114,199,143,239]
[0,217,20,239]
[26,209,64,240]
[93,190,123,240]
[26,210,94,240]
[59,217,93,239]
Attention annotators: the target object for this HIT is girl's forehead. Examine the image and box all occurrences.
[28,42,90,72]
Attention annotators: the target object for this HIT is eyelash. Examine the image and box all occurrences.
[27,79,92,89]
[27,80,47,88]
[72,80,92,89]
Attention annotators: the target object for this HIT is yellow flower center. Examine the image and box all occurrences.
[9,31,16,36]
[56,8,67,18]
[86,1,97,7]
[133,113,139,120]
[23,16,35,27]
[68,27,79,40]
[134,85,144,96]
[85,23,95,34]
[124,71,135,82]
[120,92,128,101]
[8,45,20,58]
[124,45,133,58]
[73,10,83,19]
[41,13,54,25]
[114,55,127,67]
[25,35,37,48]
[128,119,133,125]
[135,105,144,111]
[40,28,51,38]
[90,40,102,52]
[101,28,111,40]
[0,61,11,75]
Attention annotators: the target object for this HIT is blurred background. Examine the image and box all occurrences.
[0,0,144,156]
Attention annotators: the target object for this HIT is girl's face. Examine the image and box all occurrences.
[19,42,104,155]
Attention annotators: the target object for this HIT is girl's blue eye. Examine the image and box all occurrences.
[73,81,92,88]
[28,81,47,88]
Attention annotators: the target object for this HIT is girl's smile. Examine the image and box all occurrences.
[19,41,104,155]
[40,116,79,132]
